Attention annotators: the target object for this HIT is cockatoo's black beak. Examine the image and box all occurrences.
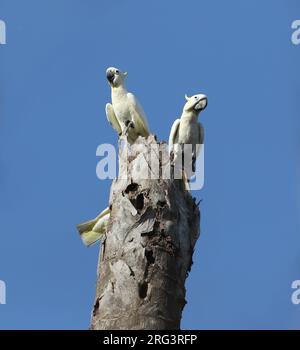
[194,97,208,111]
[200,97,208,110]
[106,71,115,84]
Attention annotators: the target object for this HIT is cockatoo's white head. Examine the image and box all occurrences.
[184,94,208,113]
[106,67,128,87]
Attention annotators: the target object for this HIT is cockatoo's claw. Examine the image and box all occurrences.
[124,121,135,137]
[169,151,174,164]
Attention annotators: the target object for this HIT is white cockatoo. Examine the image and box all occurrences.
[77,207,110,246]
[105,67,150,144]
[169,93,208,179]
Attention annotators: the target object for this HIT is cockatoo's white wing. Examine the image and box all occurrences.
[196,122,204,158]
[105,103,122,135]
[127,92,150,137]
[199,122,204,144]
[168,119,181,152]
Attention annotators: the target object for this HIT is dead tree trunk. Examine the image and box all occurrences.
[90,135,200,330]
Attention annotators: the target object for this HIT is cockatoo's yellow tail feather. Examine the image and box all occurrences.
[77,207,110,247]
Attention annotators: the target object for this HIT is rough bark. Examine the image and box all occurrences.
[90,135,200,330]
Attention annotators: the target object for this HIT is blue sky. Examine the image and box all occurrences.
[0,0,300,329]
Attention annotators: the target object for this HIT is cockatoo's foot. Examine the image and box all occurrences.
[192,157,196,173]
[182,171,191,191]
[170,164,175,180]
[123,120,135,137]
[169,151,174,166]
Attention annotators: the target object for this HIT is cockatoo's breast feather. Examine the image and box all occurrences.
[178,117,198,145]
[111,88,131,124]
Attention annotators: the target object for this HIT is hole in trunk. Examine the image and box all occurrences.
[138,281,148,299]
[130,193,144,212]
[135,194,144,210]
[125,183,139,193]
[145,248,155,264]
[157,200,167,207]
[93,298,100,316]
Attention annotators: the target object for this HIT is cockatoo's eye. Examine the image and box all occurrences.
[116,70,119,74]
[194,96,198,99]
